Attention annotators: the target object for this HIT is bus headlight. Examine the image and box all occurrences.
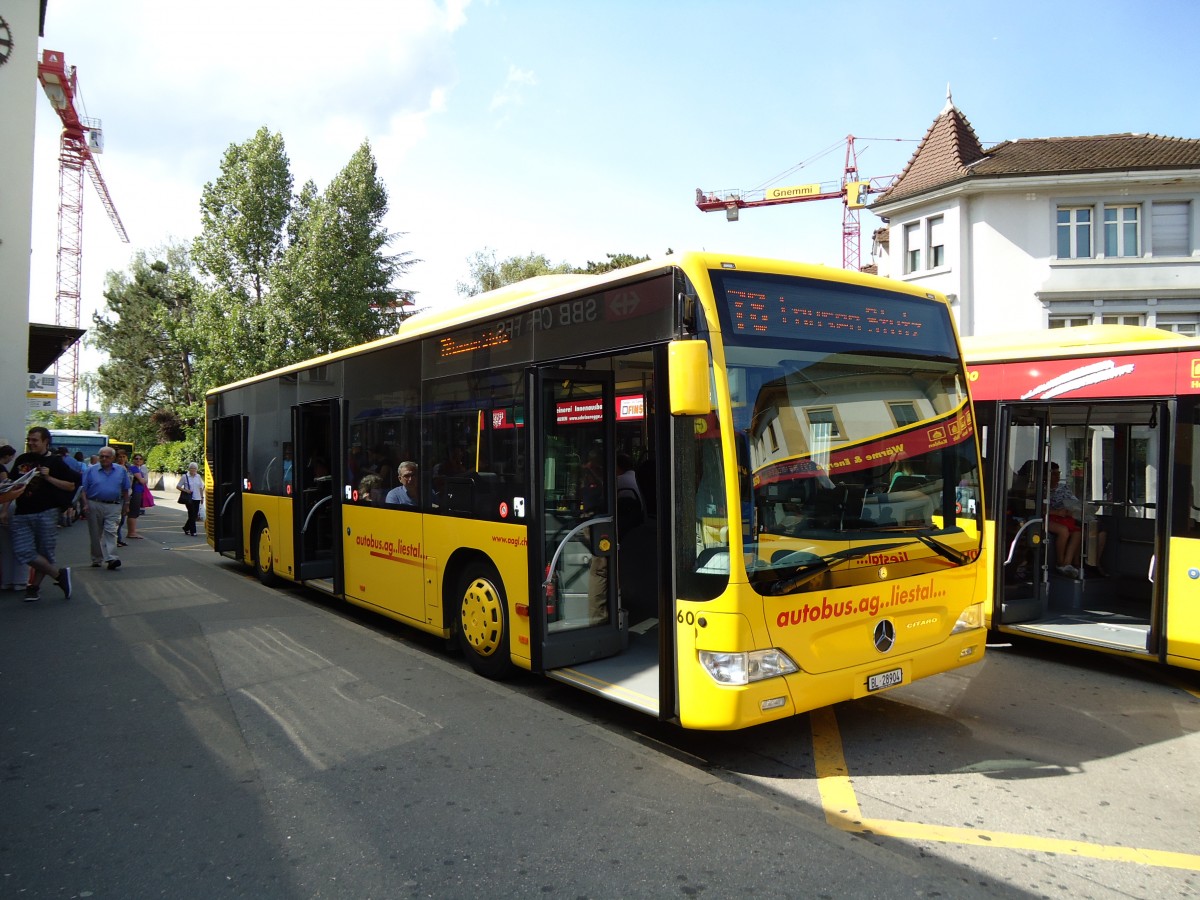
[699,648,800,685]
[951,602,983,633]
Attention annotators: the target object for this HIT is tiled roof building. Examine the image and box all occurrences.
[870,92,1200,337]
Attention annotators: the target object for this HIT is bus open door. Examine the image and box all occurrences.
[210,414,246,557]
[529,368,625,670]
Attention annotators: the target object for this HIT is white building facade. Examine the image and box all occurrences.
[870,98,1200,338]
[0,1,45,445]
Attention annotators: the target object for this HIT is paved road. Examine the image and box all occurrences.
[1,495,1029,899]
[11,490,1200,898]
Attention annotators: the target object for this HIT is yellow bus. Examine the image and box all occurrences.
[964,324,1200,670]
[205,251,986,729]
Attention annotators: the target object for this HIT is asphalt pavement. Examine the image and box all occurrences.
[0,488,1029,899]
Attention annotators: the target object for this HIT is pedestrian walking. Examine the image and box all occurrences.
[177,462,202,536]
[0,444,23,591]
[10,427,79,601]
[114,448,132,546]
[123,452,148,540]
[80,447,130,570]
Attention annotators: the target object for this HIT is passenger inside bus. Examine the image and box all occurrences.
[1048,461,1109,577]
[1011,460,1109,580]
[1045,462,1084,577]
[618,458,658,624]
[579,448,605,515]
[385,461,419,508]
[616,453,644,515]
[358,474,385,504]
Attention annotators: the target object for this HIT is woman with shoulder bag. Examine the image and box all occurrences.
[177,462,202,536]
[123,451,148,539]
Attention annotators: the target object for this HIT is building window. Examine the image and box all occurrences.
[1151,201,1190,257]
[804,406,845,440]
[1104,205,1140,257]
[1057,207,1092,259]
[928,216,946,268]
[1100,314,1145,326]
[1156,313,1200,336]
[1049,316,1093,328]
[887,400,920,427]
[904,222,920,274]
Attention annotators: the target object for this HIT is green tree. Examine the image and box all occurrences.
[576,252,652,274]
[456,249,656,296]
[89,244,201,414]
[92,127,419,459]
[193,127,293,303]
[275,140,417,359]
[191,127,294,387]
[28,410,101,431]
[456,249,574,297]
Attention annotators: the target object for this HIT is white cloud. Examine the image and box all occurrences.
[489,65,537,114]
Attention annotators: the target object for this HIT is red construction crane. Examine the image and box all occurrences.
[37,49,129,413]
[695,135,895,271]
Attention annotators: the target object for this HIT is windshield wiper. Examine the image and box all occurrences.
[758,541,913,596]
[910,533,972,565]
[866,526,972,566]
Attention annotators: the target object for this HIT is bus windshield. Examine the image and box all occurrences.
[711,273,981,596]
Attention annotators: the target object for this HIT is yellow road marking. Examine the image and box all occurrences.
[810,706,1200,872]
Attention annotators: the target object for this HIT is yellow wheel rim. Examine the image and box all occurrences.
[257,527,272,576]
[460,576,503,657]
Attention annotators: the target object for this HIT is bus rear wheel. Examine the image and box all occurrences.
[253,522,279,587]
[456,564,514,679]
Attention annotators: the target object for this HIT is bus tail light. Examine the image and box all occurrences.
[699,648,799,685]
[951,602,983,633]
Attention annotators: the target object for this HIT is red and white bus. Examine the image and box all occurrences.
[965,324,1200,669]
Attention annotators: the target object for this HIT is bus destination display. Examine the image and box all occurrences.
[715,273,953,354]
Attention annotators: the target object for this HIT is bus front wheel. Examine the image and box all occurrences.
[253,522,280,587]
[456,564,514,679]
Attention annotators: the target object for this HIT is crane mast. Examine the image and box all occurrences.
[37,49,129,413]
[695,135,894,271]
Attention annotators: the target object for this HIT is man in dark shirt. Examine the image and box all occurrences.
[11,427,80,601]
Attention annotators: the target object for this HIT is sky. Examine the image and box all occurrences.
[27,0,1200,378]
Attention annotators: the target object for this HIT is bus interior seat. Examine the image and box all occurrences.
[615,494,644,540]
[441,476,474,514]
[440,472,507,518]
[618,519,658,624]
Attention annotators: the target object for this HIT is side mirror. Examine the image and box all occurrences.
[668,340,711,416]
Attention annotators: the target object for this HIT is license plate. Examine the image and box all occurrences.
[867,667,903,692]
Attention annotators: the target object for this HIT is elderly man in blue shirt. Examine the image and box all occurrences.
[384,461,419,507]
[80,446,130,571]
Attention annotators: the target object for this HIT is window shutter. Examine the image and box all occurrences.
[1152,201,1189,257]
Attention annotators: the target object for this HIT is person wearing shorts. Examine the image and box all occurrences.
[10,427,78,601]
[1047,462,1083,577]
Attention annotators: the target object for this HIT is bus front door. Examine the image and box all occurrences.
[997,408,1052,623]
[210,414,245,556]
[292,399,342,586]
[531,368,625,670]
